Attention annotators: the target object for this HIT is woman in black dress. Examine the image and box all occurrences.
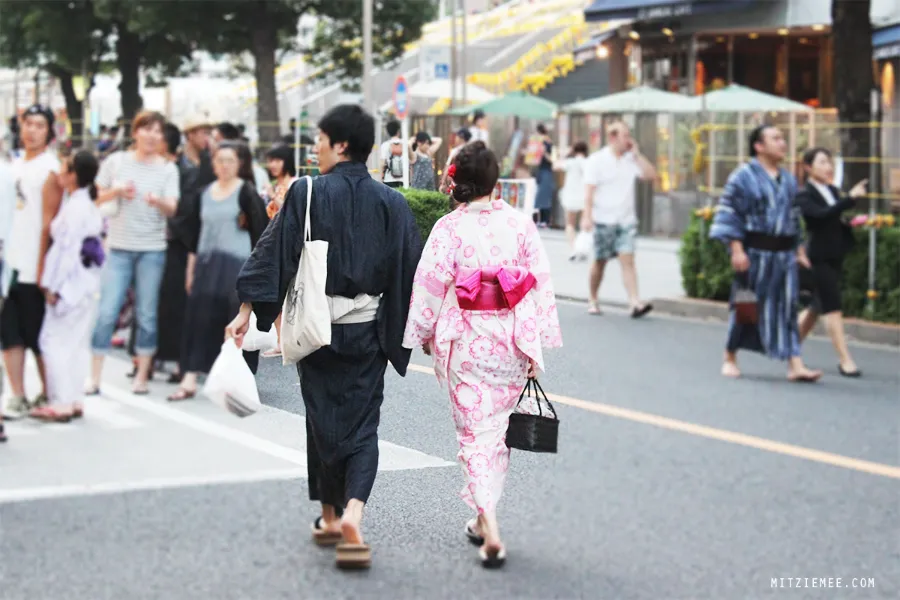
[796,147,867,377]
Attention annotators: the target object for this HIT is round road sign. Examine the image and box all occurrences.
[393,75,409,119]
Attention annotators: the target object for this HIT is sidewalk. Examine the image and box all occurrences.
[541,229,685,306]
[540,229,899,346]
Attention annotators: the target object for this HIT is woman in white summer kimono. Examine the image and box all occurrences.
[403,142,562,568]
[30,150,104,423]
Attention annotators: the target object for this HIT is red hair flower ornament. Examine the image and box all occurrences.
[446,164,457,193]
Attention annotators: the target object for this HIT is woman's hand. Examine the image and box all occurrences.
[225,303,253,348]
[43,289,59,306]
[119,181,136,201]
[849,179,868,199]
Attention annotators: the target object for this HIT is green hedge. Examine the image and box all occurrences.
[400,188,452,241]
[680,214,900,324]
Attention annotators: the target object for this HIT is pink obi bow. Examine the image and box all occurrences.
[455,266,536,310]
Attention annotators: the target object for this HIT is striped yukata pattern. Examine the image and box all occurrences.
[709,160,803,361]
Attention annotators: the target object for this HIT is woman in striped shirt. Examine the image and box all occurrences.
[87,111,180,395]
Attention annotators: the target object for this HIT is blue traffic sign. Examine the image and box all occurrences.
[434,63,450,80]
[393,75,409,119]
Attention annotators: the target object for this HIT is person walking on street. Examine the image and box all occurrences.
[581,121,656,317]
[403,142,562,568]
[1,105,62,419]
[227,104,422,570]
[710,125,821,382]
[557,142,589,259]
[795,147,866,377]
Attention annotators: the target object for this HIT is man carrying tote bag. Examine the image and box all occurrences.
[227,104,422,570]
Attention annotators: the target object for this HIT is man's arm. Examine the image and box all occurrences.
[632,148,657,181]
[36,172,64,286]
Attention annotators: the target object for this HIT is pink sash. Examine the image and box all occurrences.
[455,266,536,310]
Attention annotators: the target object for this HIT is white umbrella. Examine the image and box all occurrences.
[563,86,698,113]
[695,84,813,113]
[408,79,495,102]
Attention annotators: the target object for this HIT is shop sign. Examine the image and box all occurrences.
[637,2,693,21]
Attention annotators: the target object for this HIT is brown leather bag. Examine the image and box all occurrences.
[732,275,758,325]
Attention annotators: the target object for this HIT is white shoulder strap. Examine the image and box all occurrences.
[303,175,313,242]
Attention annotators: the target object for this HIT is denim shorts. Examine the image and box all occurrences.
[593,223,637,260]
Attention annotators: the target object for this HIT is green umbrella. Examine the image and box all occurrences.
[447,91,558,120]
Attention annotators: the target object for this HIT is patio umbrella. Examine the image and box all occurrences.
[409,79,495,103]
[448,91,558,120]
[563,85,698,113]
[695,84,813,112]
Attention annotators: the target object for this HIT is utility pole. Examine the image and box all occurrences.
[362,0,374,113]
[460,0,467,106]
[450,0,458,109]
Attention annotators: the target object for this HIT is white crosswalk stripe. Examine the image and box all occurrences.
[3,396,145,436]
[2,354,146,435]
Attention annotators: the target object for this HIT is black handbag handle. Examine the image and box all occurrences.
[516,377,558,420]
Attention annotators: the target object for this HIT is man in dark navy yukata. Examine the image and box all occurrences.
[227,105,423,569]
[709,124,822,383]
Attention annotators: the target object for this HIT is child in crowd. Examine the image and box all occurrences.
[30,150,105,422]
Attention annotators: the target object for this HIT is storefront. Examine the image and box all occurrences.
[874,22,900,199]
[582,0,898,108]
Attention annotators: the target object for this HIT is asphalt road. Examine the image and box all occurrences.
[1,302,898,600]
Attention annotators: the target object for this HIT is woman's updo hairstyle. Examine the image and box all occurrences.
[450,141,499,204]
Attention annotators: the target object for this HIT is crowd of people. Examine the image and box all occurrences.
[0,99,865,572]
[0,104,305,434]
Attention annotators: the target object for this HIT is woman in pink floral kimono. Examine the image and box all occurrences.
[403,142,562,568]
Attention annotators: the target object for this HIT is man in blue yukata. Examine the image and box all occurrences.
[709,124,822,382]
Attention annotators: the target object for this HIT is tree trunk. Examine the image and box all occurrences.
[251,9,281,150]
[47,66,84,146]
[832,0,876,200]
[115,24,144,136]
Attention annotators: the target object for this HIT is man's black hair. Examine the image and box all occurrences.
[748,124,775,158]
[164,122,181,156]
[317,105,375,164]
[386,120,401,138]
[216,121,241,141]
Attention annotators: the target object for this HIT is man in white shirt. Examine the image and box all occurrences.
[581,121,657,318]
[1,105,62,418]
[380,120,404,188]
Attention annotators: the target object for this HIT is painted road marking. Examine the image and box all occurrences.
[3,396,144,436]
[405,363,900,480]
[0,469,306,504]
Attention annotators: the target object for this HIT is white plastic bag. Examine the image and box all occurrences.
[281,175,331,365]
[241,312,279,353]
[203,339,261,418]
[574,230,592,258]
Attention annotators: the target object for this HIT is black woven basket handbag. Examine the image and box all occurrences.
[506,378,559,453]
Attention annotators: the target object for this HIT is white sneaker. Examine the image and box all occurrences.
[2,396,30,420]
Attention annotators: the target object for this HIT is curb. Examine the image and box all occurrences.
[558,295,900,348]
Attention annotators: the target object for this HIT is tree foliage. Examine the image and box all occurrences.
[305,0,436,89]
[0,0,111,140]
